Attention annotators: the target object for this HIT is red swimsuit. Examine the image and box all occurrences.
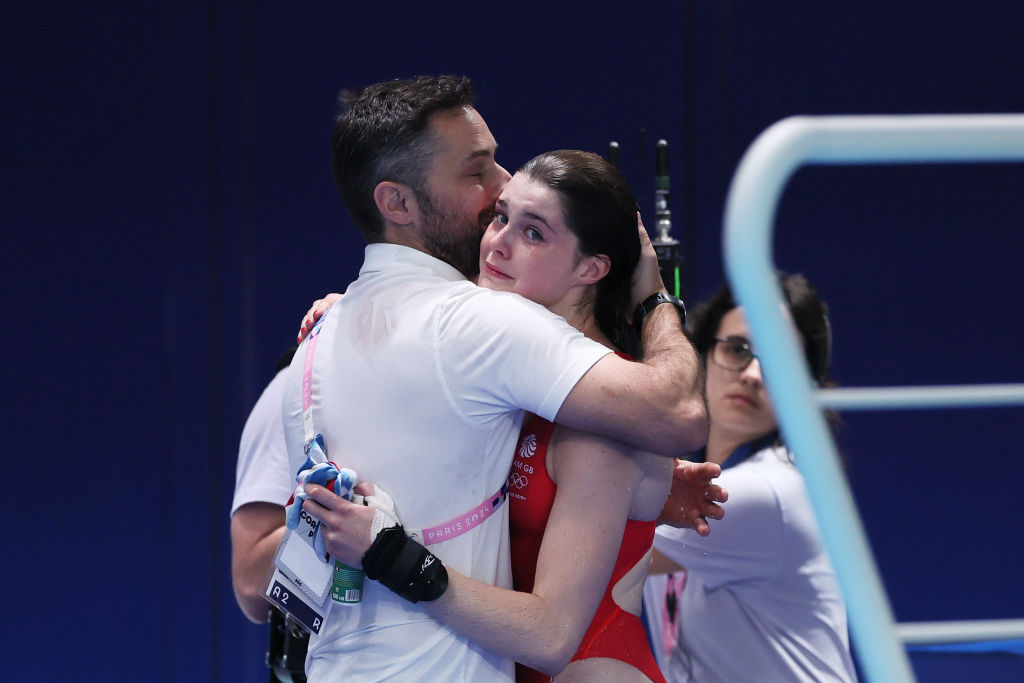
[508,417,666,683]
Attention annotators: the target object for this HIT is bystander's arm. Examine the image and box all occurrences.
[230,502,285,624]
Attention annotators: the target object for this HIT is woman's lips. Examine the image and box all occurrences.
[726,393,758,408]
[484,262,511,279]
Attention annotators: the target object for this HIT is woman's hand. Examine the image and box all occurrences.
[296,292,343,343]
[301,480,400,568]
[658,460,728,535]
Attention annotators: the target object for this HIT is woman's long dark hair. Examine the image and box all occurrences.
[688,273,832,385]
[519,150,640,353]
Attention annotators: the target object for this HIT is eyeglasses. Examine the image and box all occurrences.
[710,336,761,372]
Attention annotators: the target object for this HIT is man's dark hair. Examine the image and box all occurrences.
[331,75,476,242]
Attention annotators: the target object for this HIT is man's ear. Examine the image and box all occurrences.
[373,181,419,227]
[577,253,611,285]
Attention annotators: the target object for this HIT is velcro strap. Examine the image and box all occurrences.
[382,538,425,596]
[363,526,405,581]
[363,526,448,603]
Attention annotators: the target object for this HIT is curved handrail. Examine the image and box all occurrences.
[722,114,1024,683]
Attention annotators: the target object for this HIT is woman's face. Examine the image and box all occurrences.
[705,307,778,443]
[476,172,592,308]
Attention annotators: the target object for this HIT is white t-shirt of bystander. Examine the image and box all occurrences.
[232,369,294,516]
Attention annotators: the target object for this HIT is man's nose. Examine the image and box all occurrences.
[494,164,511,193]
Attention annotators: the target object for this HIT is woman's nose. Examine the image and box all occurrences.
[739,357,764,386]
[487,223,511,258]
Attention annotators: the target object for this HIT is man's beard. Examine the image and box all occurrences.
[418,193,494,280]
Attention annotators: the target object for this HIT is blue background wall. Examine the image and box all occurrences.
[2,2,1022,680]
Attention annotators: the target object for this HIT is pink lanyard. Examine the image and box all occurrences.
[662,571,687,658]
[408,482,510,546]
[301,311,327,458]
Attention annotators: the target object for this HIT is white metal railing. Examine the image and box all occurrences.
[897,618,1024,646]
[721,114,1024,683]
[818,384,1024,410]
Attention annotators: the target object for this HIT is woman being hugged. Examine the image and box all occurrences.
[482,150,678,682]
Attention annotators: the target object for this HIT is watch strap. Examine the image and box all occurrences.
[633,291,686,331]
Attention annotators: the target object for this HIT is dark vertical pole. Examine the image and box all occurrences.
[205,1,223,680]
[682,0,699,299]
[653,140,682,297]
[240,0,257,407]
[714,0,735,266]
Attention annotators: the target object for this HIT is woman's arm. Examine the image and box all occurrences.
[304,429,639,675]
[422,427,637,674]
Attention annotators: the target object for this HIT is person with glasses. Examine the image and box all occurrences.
[642,273,857,683]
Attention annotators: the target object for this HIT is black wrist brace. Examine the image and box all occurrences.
[362,525,449,603]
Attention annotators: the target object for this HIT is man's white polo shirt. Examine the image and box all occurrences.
[282,243,610,682]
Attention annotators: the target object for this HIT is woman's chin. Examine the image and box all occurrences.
[478,273,512,293]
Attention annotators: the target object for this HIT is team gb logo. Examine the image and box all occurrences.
[518,433,537,459]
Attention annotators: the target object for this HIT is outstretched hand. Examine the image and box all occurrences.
[297,292,343,343]
[658,460,728,535]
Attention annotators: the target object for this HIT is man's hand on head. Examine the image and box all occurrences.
[630,214,667,310]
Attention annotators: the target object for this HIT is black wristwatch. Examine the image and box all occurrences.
[633,291,686,332]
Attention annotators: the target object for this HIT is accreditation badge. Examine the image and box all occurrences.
[264,566,326,636]
[273,515,333,606]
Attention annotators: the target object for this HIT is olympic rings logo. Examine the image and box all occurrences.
[509,472,529,490]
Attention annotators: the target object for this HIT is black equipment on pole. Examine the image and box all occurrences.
[653,139,683,298]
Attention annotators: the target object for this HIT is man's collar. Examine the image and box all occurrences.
[362,243,468,283]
